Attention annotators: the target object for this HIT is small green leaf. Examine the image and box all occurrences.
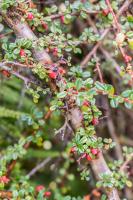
[101,194,107,200]
[124,102,132,109]
[13,48,20,55]
[95,81,105,91]
[50,105,57,111]
[82,71,90,78]
[105,84,115,95]
[110,98,119,108]
[108,13,113,20]
[80,11,88,19]
[75,78,82,90]
[122,90,132,98]
[57,91,67,98]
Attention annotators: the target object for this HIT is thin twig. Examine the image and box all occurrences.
[0,31,14,38]
[47,9,99,20]
[86,16,121,77]
[80,0,132,67]
[27,158,51,178]
[55,116,72,140]
[105,0,131,65]
[105,0,121,31]
[0,65,38,87]
[116,0,132,18]
[86,12,126,76]
[105,101,123,160]
[0,61,33,68]
[12,71,31,86]
[94,54,104,83]
[100,47,121,73]
[81,29,110,67]
[120,153,133,172]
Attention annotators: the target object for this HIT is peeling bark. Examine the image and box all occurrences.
[16,23,52,63]
[68,108,120,200]
[68,107,83,130]
[91,153,120,200]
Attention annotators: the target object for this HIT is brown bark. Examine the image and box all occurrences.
[91,153,120,200]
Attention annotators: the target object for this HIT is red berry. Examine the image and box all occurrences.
[1,70,11,77]
[91,148,99,155]
[86,154,92,161]
[52,48,58,56]
[44,191,51,198]
[70,146,76,153]
[124,98,129,103]
[42,22,48,30]
[124,55,132,63]
[20,49,25,57]
[102,9,109,16]
[60,15,65,24]
[0,176,10,184]
[27,13,34,20]
[92,118,99,126]
[49,71,57,79]
[59,67,66,75]
[35,185,45,192]
[83,100,90,107]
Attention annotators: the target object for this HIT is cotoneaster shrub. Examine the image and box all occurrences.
[0,0,133,199]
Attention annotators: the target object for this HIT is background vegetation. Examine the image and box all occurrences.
[0,0,133,199]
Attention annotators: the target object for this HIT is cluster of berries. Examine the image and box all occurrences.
[35,185,51,198]
[70,146,99,162]
[82,100,99,125]
[48,65,66,79]
[46,47,59,57]
[1,49,26,78]
[27,13,48,30]
[0,176,10,184]
[86,148,99,161]
[27,13,65,26]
